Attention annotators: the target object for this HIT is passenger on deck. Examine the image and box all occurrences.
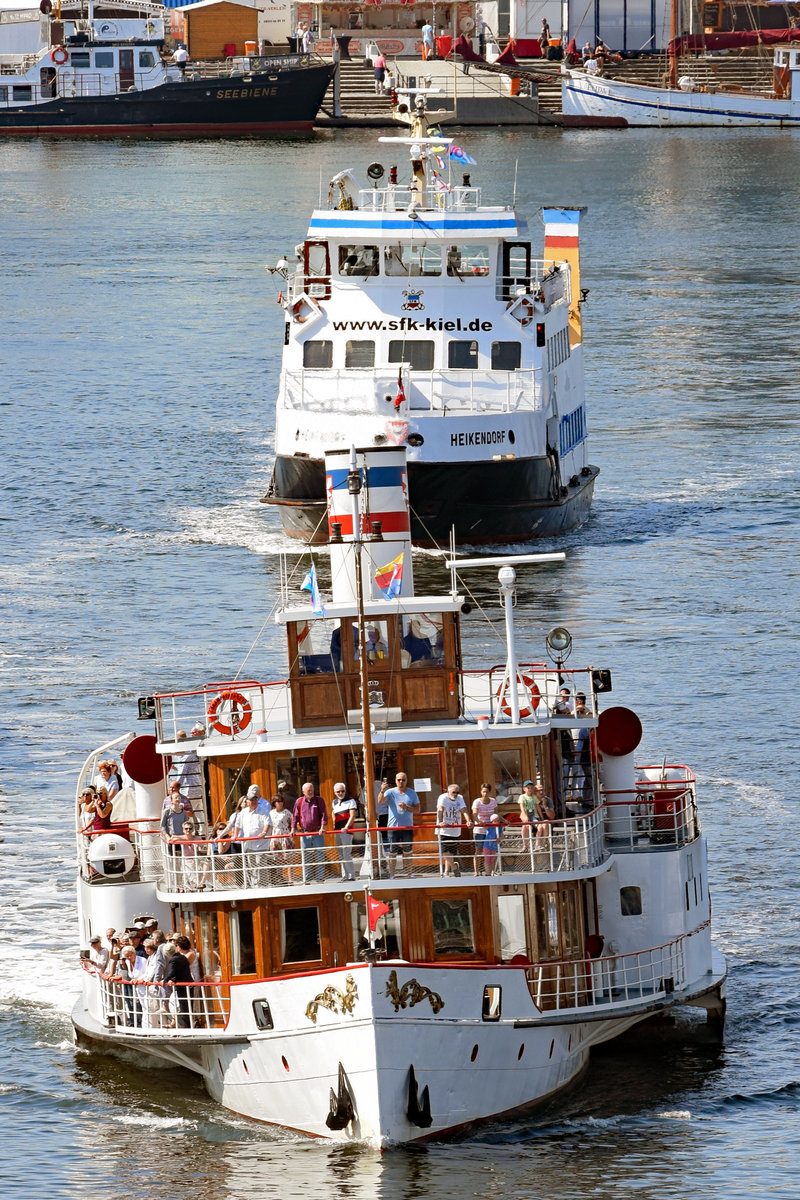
[161,794,192,851]
[532,783,556,839]
[332,783,358,881]
[233,791,272,886]
[95,761,120,799]
[553,686,574,716]
[436,783,471,876]
[292,783,329,883]
[482,814,505,875]
[384,773,420,878]
[89,936,109,972]
[163,779,194,813]
[172,732,204,815]
[111,946,139,1026]
[90,789,113,837]
[246,783,271,816]
[268,795,296,884]
[471,783,498,874]
[163,936,194,1028]
[80,786,98,829]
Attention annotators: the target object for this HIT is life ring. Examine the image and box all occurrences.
[496,674,540,719]
[51,45,68,64]
[506,296,535,327]
[292,300,307,324]
[208,689,252,735]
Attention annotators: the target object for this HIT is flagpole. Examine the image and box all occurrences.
[349,447,378,878]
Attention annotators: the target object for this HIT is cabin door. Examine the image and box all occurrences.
[400,747,445,816]
[119,49,135,91]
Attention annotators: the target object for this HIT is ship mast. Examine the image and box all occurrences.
[346,448,377,841]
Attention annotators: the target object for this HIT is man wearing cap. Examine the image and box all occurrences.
[246,783,271,817]
[89,936,109,972]
[569,692,593,803]
[233,789,272,886]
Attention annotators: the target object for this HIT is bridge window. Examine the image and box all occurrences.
[448,340,478,369]
[295,617,339,674]
[345,340,375,368]
[491,341,521,370]
[339,244,379,276]
[280,906,321,964]
[95,51,114,67]
[388,340,434,370]
[383,243,441,276]
[400,613,443,667]
[620,886,642,916]
[431,898,475,957]
[138,51,156,68]
[70,52,91,69]
[303,340,332,368]
[446,244,490,277]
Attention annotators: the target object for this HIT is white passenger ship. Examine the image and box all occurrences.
[73,445,726,1146]
[262,91,598,546]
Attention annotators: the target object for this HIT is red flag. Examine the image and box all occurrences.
[367,895,391,931]
[394,368,406,411]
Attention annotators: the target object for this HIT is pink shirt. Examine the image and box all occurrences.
[472,796,498,827]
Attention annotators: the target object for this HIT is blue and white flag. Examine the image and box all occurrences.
[449,144,476,166]
[301,564,326,615]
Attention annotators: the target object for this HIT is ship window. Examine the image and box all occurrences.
[534,890,562,960]
[0,86,7,102]
[138,51,156,68]
[492,747,523,805]
[222,765,251,818]
[350,899,402,960]
[357,619,389,663]
[491,341,521,370]
[252,999,273,1030]
[274,755,319,802]
[448,340,478,369]
[13,86,32,101]
[400,613,443,668]
[482,986,502,1020]
[497,894,528,962]
[388,340,434,371]
[295,617,339,674]
[339,244,379,276]
[345,340,375,368]
[383,243,441,276]
[229,909,257,976]
[446,244,490,277]
[303,340,333,368]
[198,911,221,982]
[431,898,475,956]
[280,906,321,964]
[70,52,91,69]
[620,886,642,916]
[95,51,114,67]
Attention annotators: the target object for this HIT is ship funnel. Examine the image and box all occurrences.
[543,207,586,349]
[325,446,414,607]
[596,706,643,839]
[122,734,166,877]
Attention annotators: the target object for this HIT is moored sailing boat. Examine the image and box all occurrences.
[73,444,726,1145]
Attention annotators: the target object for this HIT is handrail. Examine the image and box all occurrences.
[81,961,231,1032]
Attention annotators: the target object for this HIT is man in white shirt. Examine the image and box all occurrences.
[436,784,471,876]
[234,791,272,886]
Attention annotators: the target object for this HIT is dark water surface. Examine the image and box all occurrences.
[1,127,799,1199]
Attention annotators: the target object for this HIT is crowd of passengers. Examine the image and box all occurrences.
[88,919,206,1029]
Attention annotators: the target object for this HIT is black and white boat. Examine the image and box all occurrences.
[262,89,598,547]
[0,3,334,135]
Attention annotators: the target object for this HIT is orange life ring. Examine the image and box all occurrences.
[496,673,540,719]
[208,689,252,735]
[292,300,307,323]
[51,45,68,64]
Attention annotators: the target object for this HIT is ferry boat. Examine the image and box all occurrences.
[562,32,800,127]
[73,444,726,1145]
[261,89,598,546]
[0,2,334,136]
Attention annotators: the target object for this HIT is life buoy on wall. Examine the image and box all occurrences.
[207,689,252,735]
[51,45,68,64]
[496,674,540,719]
[508,296,535,326]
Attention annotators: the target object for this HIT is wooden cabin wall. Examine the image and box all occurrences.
[185,3,257,59]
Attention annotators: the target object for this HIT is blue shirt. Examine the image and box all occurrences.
[384,786,420,828]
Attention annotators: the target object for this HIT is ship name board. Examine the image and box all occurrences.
[331,318,493,332]
[450,430,509,447]
[216,87,279,99]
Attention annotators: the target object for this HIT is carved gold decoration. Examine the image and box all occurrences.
[305,974,358,1024]
[385,969,445,1014]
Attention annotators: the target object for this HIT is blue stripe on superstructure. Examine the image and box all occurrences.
[328,466,405,489]
[309,216,517,233]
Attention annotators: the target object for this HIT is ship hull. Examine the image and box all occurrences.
[266,454,599,546]
[562,71,800,127]
[0,63,334,135]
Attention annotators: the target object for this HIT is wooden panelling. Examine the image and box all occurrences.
[184,2,258,60]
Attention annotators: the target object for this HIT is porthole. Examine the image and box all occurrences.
[470,1044,479,1062]
[548,1040,554,1059]
[517,1043,525,1060]
[282,1055,290,1072]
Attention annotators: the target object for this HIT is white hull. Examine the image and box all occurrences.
[73,953,725,1145]
[562,71,800,127]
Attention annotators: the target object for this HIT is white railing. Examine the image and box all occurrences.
[355,185,488,212]
[160,809,607,895]
[525,935,688,1012]
[86,964,231,1032]
[154,681,287,745]
[604,775,699,850]
[280,368,541,415]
